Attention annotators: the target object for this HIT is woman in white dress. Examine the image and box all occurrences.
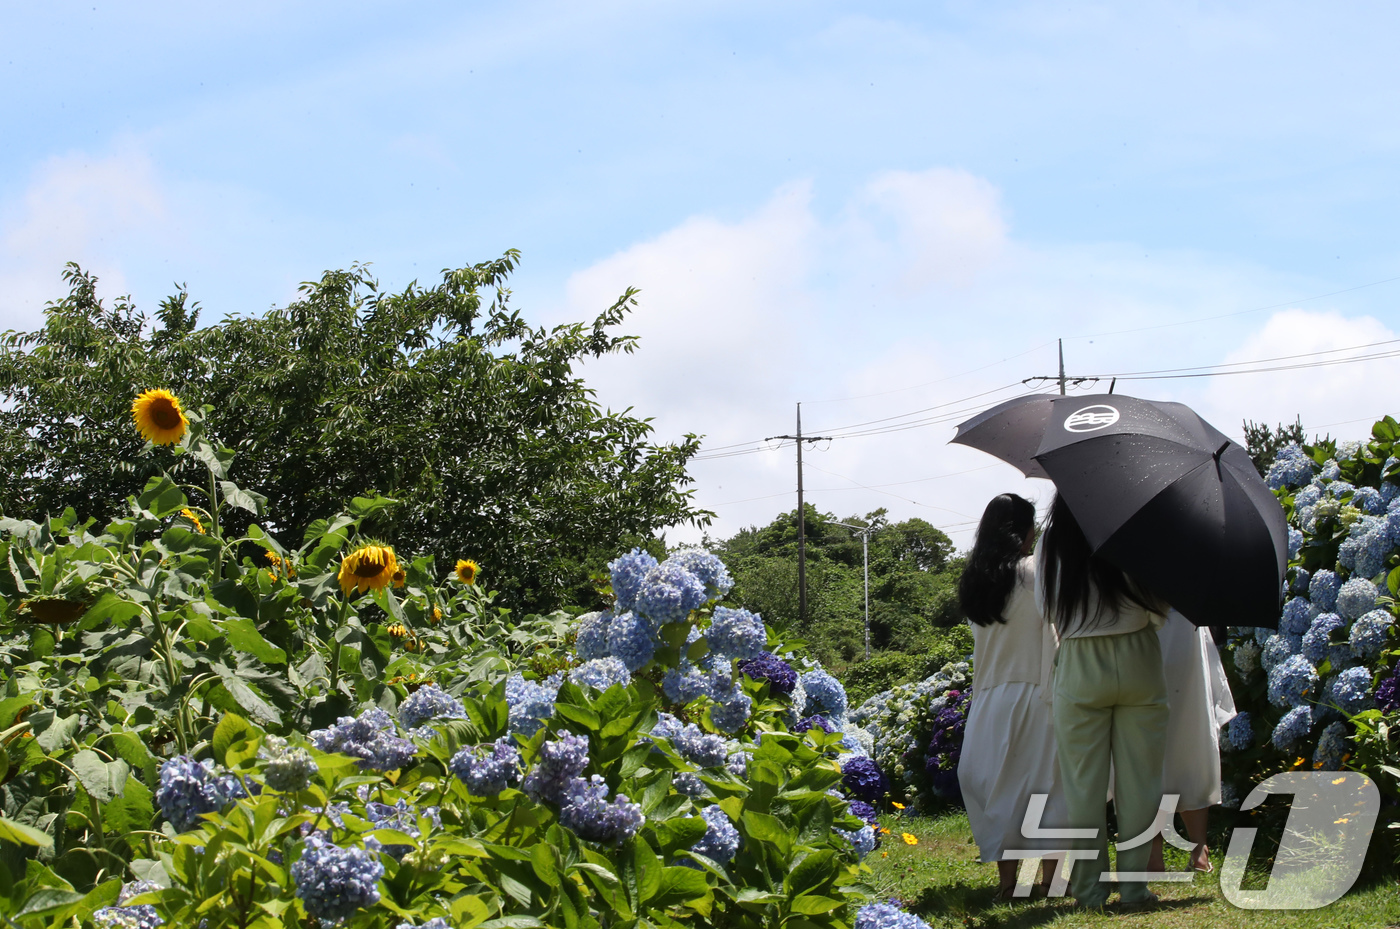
[1147,611,1235,873]
[958,494,1065,899]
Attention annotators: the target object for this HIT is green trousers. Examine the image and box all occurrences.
[1053,625,1168,906]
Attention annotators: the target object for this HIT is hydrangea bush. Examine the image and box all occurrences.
[1221,422,1400,814]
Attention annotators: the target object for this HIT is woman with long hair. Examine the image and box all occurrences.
[1038,492,1169,909]
[958,493,1064,900]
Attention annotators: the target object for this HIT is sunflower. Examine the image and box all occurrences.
[132,389,189,445]
[388,623,408,638]
[265,550,282,567]
[180,508,205,534]
[19,597,89,625]
[337,544,400,596]
[392,568,407,588]
[431,606,442,624]
[455,559,480,585]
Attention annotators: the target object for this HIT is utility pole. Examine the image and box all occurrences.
[1058,338,1066,395]
[766,403,830,627]
[834,522,877,659]
[1022,338,1100,393]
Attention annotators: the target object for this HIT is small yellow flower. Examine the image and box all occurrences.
[880,827,891,835]
[431,606,442,623]
[179,508,205,534]
[265,550,282,567]
[881,851,888,858]
[1292,757,1307,769]
[338,543,399,596]
[132,389,189,445]
[901,833,918,846]
[891,801,905,810]
[388,623,408,638]
[455,559,480,585]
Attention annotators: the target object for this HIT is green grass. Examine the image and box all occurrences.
[864,811,1400,928]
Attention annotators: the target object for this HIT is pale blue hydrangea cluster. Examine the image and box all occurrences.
[1335,577,1380,620]
[574,611,611,661]
[1266,444,1315,490]
[1224,712,1253,751]
[726,749,750,778]
[799,669,849,721]
[310,708,418,772]
[557,774,645,844]
[604,610,656,671]
[1261,633,1301,672]
[449,738,521,796]
[259,736,318,793]
[707,607,767,660]
[1351,486,1385,515]
[521,733,590,804]
[1280,597,1316,636]
[608,549,658,611]
[1267,654,1318,707]
[569,656,633,691]
[1309,569,1341,611]
[1288,527,1304,558]
[363,798,440,859]
[156,756,245,832]
[1320,459,1342,481]
[671,723,729,768]
[1291,566,1312,594]
[839,824,877,859]
[1349,609,1394,659]
[505,673,560,736]
[1232,641,1261,676]
[662,661,728,704]
[669,549,735,599]
[92,881,164,929]
[1301,613,1348,667]
[673,772,706,797]
[855,902,935,929]
[291,834,384,923]
[1326,667,1374,715]
[1272,705,1313,750]
[398,684,467,730]
[1313,721,1350,770]
[689,803,741,866]
[636,561,708,624]
[1336,439,1363,460]
[709,691,754,734]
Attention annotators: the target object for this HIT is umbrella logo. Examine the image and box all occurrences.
[1064,404,1120,433]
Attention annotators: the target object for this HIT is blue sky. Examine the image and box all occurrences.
[4,1,1399,544]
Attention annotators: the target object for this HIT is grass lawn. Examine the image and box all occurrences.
[864,810,1400,928]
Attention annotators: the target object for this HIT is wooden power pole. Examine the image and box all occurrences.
[766,403,830,626]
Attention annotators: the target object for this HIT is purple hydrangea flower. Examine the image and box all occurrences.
[522,733,590,804]
[398,684,466,730]
[737,652,798,695]
[309,708,418,772]
[689,804,740,866]
[794,715,836,734]
[291,834,384,923]
[558,775,645,844]
[1375,673,1399,712]
[449,738,521,796]
[841,755,887,804]
[156,757,241,832]
[848,800,879,827]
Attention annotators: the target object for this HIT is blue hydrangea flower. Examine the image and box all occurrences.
[398,684,466,730]
[855,902,935,929]
[1312,721,1350,770]
[92,881,164,929]
[1301,613,1348,666]
[604,611,655,671]
[1291,567,1312,594]
[1327,667,1374,715]
[1309,570,1341,612]
[650,712,683,741]
[1295,484,1322,510]
[689,804,740,866]
[1349,609,1394,659]
[841,755,887,803]
[522,733,590,804]
[663,661,720,704]
[259,736,317,793]
[1267,444,1315,491]
[674,772,707,797]
[310,708,418,772]
[726,750,750,778]
[1224,712,1253,752]
[1335,577,1379,620]
[668,549,735,599]
[156,756,242,832]
[672,724,728,768]
[291,834,384,923]
[799,668,848,721]
[569,657,632,691]
[1353,529,1391,579]
[1261,634,1302,672]
[574,611,612,661]
[1386,510,1400,549]
[1321,459,1342,481]
[840,824,877,859]
[1376,672,1400,712]
[737,652,798,695]
[1383,480,1400,506]
[1287,527,1303,558]
[363,798,438,860]
[1280,597,1317,636]
[706,607,767,660]
[848,799,879,827]
[608,549,658,611]
[505,673,559,736]
[449,738,521,796]
[1232,642,1261,676]
[1352,486,1385,515]
[635,561,707,625]
[558,774,645,844]
[1271,705,1313,750]
[1267,654,1318,707]
[709,691,752,734]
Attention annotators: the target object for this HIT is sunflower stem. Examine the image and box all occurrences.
[207,467,224,580]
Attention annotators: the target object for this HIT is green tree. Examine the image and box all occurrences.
[1243,416,1308,475]
[0,257,708,610]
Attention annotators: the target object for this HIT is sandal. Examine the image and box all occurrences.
[1190,842,1213,873]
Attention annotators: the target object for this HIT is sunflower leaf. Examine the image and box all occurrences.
[219,482,266,516]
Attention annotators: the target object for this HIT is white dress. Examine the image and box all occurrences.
[959,559,1069,862]
[1158,611,1236,810]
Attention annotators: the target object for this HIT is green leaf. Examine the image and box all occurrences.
[652,866,711,907]
[80,592,143,629]
[137,476,187,518]
[220,618,287,664]
[16,887,84,916]
[530,842,561,888]
[212,713,258,766]
[34,712,80,753]
[743,810,793,857]
[789,895,843,915]
[0,815,53,848]
[212,668,282,725]
[219,480,266,515]
[785,849,837,896]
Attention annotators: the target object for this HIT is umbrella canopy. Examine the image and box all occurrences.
[951,393,1288,628]
[949,394,1056,479]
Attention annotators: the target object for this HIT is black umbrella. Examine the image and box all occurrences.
[953,393,1288,628]
[949,394,1056,479]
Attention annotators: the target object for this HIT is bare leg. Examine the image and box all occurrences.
[1180,808,1211,871]
[1148,835,1165,872]
[996,860,1018,898]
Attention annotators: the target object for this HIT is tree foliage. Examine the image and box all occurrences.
[714,505,964,666]
[0,257,708,610]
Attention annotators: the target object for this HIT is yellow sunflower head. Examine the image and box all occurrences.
[455,559,480,585]
[337,543,400,597]
[388,623,408,638]
[179,507,205,534]
[392,568,407,588]
[264,550,283,567]
[132,389,189,446]
[431,606,442,623]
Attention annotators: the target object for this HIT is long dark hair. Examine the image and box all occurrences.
[959,494,1037,626]
[1040,493,1163,634]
